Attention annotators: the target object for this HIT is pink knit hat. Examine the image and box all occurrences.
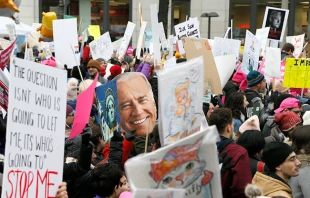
[42,59,56,67]
[126,46,134,56]
[232,71,246,83]
[239,115,260,133]
[274,98,300,114]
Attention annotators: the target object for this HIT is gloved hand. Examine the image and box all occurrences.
[111,131,124,142]
[81,124,92,145]
[219,151,235,175]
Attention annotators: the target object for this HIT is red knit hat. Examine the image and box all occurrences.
[239,79,248,91]
[273,111,302,132]
[232,71,246,83]
[110,65,122,78]
[99,65,106,77]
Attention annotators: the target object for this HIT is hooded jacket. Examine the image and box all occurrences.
[223,81,239,101]
[252,172,293,198]
[288,154,310,198]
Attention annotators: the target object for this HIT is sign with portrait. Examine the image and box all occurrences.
[241,30,261,74]
[262,6,289,42]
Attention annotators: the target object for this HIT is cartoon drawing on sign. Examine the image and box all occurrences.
[241,30,261,74]
[149,139,213,197]
[96,81,120,141]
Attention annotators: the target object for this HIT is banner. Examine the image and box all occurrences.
[241,30,261,74]
[283,58,310,88]
[286,34,305,58]
[262,6,289,42]
[118,21,136,57]
[89,31,113,61]
[255,27,270,56]
[1,58,67,198]
[0,38,16,69]
[53,18,79,69]
[212,37,241,61]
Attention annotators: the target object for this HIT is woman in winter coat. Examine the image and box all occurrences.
[224,92,248,134]
[135,54,152,79]
[289,125,310,198]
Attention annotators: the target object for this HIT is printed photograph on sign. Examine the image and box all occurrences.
[96,80,120,141]
[125,127,222,198]
[157,57,204,145]
[262,6,289,41]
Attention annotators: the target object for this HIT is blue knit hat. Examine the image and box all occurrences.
[247,71,265,87]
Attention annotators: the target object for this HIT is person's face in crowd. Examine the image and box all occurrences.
[115,176,130,197]
[243,95,249,109]
[270,13,282,29]
[288,107,302,116]
[107,98,116,124]
[88,66,99,77]
[258,79,267,93]
[229,120,234,139]
[277,152,301,178]
[66,112,74,126]
[117,76,156,136]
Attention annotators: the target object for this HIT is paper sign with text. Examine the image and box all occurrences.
[118,22,136,57]
[89,31,113,61]
[286,34,305,58]
[241,30,261,74]
[1,58,67,198]
[174,17,200,40]
[212,37,241,61]
[283,58,310,88]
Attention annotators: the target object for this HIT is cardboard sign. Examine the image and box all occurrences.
[158,22,167,48]
[262,6,289,42]
[241,30,261,74]
[89,31,113,61]
[174,17,200,40]
[0,68,9,112]
[69,75,98,140]
[96,80,120,141]
[53,18,79,69]
[212,37,241,60]
[183,37,223,94]
[286,34,305,58]
[1,58,67,198]
[283,58,310,88]
[118,22,136,57]
[88,25,101,40]
[255,27,270,56]
[136,21,147,59]
[264,47,281,78]
[125,126,222,198]
[0,38,16,69]
[214,54,236,88]
[157,56,204,145]
[150,4,161,64]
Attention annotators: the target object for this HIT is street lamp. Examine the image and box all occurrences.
[201,12,219,39]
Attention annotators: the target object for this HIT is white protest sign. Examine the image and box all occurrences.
[1,58,67,198]
[214,54,236,88]
[167,35,174,59]
[6,24,16,41]
[177,40,185,55]
[118,21,136,57]
[241,30,261,74]
[158,22,167,48]
[286,34,305,58]
[150,4,161,64]
[212,37,241,60]
[224,27,231,38]
[89,31,113,61]
[163,56,176,69]
[255,27,270,56]
[136,21,147,59]
[264,47,281,78]
[112,37,123,52]
[174,17,200,40]
[53,18,79,69]
[268,39,279,48]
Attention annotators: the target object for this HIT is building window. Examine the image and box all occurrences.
[171,0,190,34]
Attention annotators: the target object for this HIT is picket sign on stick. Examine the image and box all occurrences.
[150,4,161,64]
[231,19,233,39]
[118,21,136,57]
[70,44,85,90]
[136,21,147,60]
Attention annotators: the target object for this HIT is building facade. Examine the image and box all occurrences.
[16,0,310,47]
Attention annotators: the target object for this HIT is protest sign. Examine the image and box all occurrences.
[167,35,174,59]
[262,6,289,42]
[241,30,261,74]
[136,21,147,60]
[150,4,161,64]
[223,27,231,38]
[157,56,204,145]
[118,21,135,57]
[283,58,310,88]
[6,23,16,41]
[96,80,120,141]
[286,34,305,58]
[214,54,236,88]
[133,189,186,198]
[112,37,123,52]
[264,47,281,78]
[88,25,101,40]
[158,22,167,48]
[1,58,67,198]
[212,37,241,60]
[0,38,16,69]
[255,27,270,56]
[0,68,9,112]
[69,75,98,140]
[164,56,176,69]
[174,17,200,40]
[258,60,285,80]
[125,126,222,198]
[89,31,113,61]
[144,29,152,48]
[268,39,279,48]
[183,37,222,95]
[53,18,79,69]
